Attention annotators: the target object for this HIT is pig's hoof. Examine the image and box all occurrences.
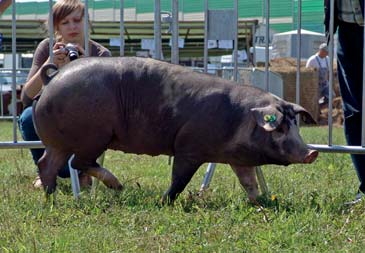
[44,185,56,195]
[110,182,123,191]
[101,178,123,191]
[160,194,175,206]
[248,194,272,207]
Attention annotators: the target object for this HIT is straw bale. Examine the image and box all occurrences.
[258,57,342,125]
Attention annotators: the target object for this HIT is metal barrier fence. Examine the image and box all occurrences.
[1,0,365,198]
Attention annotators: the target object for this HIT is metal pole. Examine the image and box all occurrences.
[48,0,54,63]
[264,0,270,91]
[0,141,44,149]
[92,0,95,20]
[203,0,208,73]
[200,163,216,191]
[84,0,89,57]
[233,0,238,81]
[256,166,269,196]
[113,0,116,21]
[200,0,217,192]
[292,0,295,30]
[328,0,335,146]
[120,0,125,56]
[295,0,302,126]
[11,0,17,142]
[308,144,365,154]
[154,0,161,60]
[252,23,256,66]
[171,0,179,64]
[362,0,365,147]
[1,141,365,154]
[261,0,265,24]
[68,155,80,200]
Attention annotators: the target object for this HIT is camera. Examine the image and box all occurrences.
[65,43,79,61]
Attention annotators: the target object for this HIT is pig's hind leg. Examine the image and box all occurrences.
[38,147,70,194]
[71,154,123,191]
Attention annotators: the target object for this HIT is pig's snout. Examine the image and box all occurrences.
[303,150,318,164]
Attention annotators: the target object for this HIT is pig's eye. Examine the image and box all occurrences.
[276,122,289,134]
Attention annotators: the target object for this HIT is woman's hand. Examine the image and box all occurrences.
[73,43,85,58]
[52,42,70,68]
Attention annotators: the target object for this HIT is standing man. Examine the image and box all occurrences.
[325,0,364,204]
[306,43,331,105]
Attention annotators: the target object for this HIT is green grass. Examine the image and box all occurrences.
[0,121,364,252]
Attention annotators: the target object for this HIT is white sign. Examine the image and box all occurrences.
[169,38,185,48]
[141,39,155,50]
[208,40,217,49]
[218,40,233,49]
[254,24,275,46]
[109,38,121,47]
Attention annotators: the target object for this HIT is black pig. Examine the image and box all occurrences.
[33,57,318,203]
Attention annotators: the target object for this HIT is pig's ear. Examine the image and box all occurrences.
[251,106,283,132]
[290,103,317,124]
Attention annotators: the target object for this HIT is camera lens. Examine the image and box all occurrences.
[65,43,79,61]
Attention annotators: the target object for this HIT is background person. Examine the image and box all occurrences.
[306,43,331,105]
[325,0,365,204]
[18,0,111,188]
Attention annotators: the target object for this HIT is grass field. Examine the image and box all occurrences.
[0,120,364,252]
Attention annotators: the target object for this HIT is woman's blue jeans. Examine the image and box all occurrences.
[18,106,70,178]
[337,21,365,193]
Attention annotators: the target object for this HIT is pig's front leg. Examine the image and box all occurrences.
[230,165,259,202]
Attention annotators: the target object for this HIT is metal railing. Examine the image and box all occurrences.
[1,0,365,199]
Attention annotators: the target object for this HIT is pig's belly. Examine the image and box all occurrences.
[107,134,174,156]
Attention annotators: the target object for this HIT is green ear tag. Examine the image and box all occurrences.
[264,114,276,123]
[270,115,277,122]
[264,114,271,122]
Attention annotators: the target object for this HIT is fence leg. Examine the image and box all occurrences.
[199,163,217,192]
[68,152,106,200]
[256,166,269,197]
[199,163,270,198]
[68,154,80,200]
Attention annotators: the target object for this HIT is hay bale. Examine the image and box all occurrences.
[269,57,342,124]
[318,97,344,126]
[241,57,344,125]
[268,58,320,123]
